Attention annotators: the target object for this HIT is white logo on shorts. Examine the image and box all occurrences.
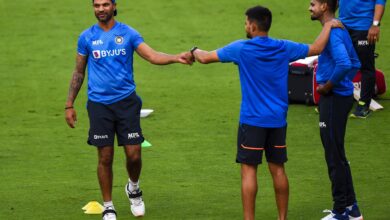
[94,134,109,139]
[128,132,140,139]
[358,40,369,46]
[319,122,327,128]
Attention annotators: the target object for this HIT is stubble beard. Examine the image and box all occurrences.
[95,12,113,23]
[310,12,319,21]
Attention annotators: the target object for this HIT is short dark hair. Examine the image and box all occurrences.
[317,0,338,13]
[245,6,272,32]
[92,0,116,3]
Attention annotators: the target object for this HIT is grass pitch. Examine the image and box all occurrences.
[1,0,390,219]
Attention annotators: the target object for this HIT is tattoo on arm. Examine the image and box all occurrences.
[67,55,87,105]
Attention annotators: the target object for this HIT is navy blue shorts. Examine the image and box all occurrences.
[236,123,287,165]
[87,92,144,147]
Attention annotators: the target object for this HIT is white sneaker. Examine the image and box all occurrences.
[321,209,348,220]
[125,182,145,217]
[102,207,117,220]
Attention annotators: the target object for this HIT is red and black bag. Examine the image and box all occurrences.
[288,56,386,105]
[352,69,387,96]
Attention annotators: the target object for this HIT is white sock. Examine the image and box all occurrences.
[103,201,115,210]
[128,178,139,191]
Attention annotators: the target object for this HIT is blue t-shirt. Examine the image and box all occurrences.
[78,21,144,104]
[217,37,309,128]
[316,28,361,96]
[339,0,386,31]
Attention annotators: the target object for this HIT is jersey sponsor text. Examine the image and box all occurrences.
[92,49,127,59]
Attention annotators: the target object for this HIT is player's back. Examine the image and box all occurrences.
[233,37,308,127]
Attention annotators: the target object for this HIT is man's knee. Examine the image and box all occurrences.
[268,162,286,176]
[125,145,141,162]
[98,147,114,167]
[99,154,114,167]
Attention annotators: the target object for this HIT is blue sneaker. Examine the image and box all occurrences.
[347,203,363,220]
[321,209,348,220]
[350,102,371,119]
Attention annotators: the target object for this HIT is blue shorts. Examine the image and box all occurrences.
[87,92,144,147]
[236,123,287,165]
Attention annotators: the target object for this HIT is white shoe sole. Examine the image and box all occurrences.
[349,216,363,220]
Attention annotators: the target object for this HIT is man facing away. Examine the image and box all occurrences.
[190,5,341,220]
[64,0,192,219]
[339,0,386,118]
[309,0,363,219]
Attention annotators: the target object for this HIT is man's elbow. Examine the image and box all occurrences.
[337,63,352,71]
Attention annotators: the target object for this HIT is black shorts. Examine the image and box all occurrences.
[236,123,287,165]
[87,92,144,147]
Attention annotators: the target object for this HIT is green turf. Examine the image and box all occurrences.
[1,0,389,219]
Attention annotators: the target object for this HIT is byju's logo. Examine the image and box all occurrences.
[92,49,126,59]
[128,132,140,139]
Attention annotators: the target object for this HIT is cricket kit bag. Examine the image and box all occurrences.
[352,69,387,96]
[288,56,319,105]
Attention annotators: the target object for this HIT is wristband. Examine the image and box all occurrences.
[190,46,198,56]
[373,20,380,27]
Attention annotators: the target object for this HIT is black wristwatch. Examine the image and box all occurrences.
[190,46,198,56]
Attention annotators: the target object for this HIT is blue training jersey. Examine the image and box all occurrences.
[77,21,144,104]
[217,37,309,128]
[339,0,387,31]
[316,28,361,96]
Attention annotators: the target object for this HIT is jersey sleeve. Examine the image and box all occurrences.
[376,0,386,6]
[284,40,309,62]
[77,34,88,56]
[328,30,353,84]
[216,40,245,64]
[129,29,144,49]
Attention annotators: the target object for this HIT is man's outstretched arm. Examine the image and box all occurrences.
[192,48,219,64]
[136,43,193,65]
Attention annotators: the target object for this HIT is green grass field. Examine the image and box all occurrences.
[1,0,390,219]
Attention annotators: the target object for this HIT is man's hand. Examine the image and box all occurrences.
[177,51,194,65]
[176,52,194,65]
[65,108,77,128]
[325,19,344,29]
[316,81,333,96]
[367,25,380,44]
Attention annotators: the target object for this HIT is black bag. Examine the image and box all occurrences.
[288,62,318,105]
